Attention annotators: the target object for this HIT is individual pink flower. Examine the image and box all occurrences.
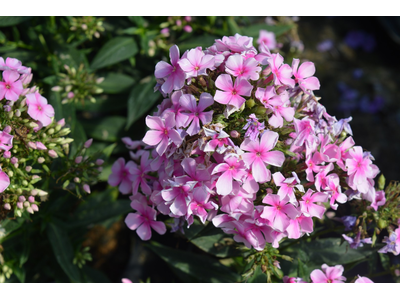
[273,172,305,205]
[161,179,196,216]
[125,200,166,241]
[187,186,216,224]
[225,54,261,81]
[25,92,55,126]
[130,151,153,196]
[286,214,313,239]
[310,264,346,283]
[355,275,374,283]
[326,173,347,210]
[299,189,328,219]
[0,70,23,101]
[108,157,136,194]
[0,57,29,73]
[291,58,320,92]
[179,92,214,136]
[371,190,386,211]
[0,168,10,192]
[0,130,13,151]
[283,276,307,283]
[267,92,295,128]
[240,130,284,183]
[178,47,214,79]
[346,146,374,193]
[154,45,186,94]
[214,74,252,109]
[203,128,232,154]
[212,154,247,196]
[267,53,295,88]
[257,30,277,50]
[260,194,299,232]
[142,113,182,156]
[214,33,255,53]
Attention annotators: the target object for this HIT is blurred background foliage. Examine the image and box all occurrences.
[0,16,400,283]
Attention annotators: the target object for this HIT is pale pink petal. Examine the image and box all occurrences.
[136,222,152,240]
[142,130,163,146]
[262,150,285,167]
[310,269,328,283]
[150,220,167,235]
[125,213,144,231]
[297,62,315,79]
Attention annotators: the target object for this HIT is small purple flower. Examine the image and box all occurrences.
[342,232,372,249]
[243,113,265,141]
[379,231,400,255]
[341,216,357,231]
[317,39,334,52]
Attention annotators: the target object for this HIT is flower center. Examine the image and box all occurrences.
[5,84,10,89]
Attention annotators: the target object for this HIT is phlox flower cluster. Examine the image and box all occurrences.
[0,57,99,220]
[283,263,373,283]
[109,33,385,251]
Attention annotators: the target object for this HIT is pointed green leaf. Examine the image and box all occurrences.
[90,37,138,70]
[98,72,135,94]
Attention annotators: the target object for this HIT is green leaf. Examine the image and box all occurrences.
[90,37,138,70]
[67,188,130,229]
[241,24,295,41]
[146,241,240,283]
[247,265,267,283]
[0,17,32,27]
[127,16,146,27]
[178,34,220,52]
[0,217,25,242]
[46,222,81,282]
[98,72,135,94]
[82,116,126,142]
[185,221,242,258]
[126,77,160,130]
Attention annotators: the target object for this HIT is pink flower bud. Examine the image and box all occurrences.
[25,166,32,172]
[19,196,26,202]
[83,184,91,194]
[183,25,192,33]
[31,204,39,212]
[67,92,75,99]
[48,150,58,158]
[96,159,104,166]
[4,105,11,112]
[185,16,192,22]
[4,203,11,210]
[230,130,240,138]
[75,156,83,164]
[57,118,66,127]
[28,196,35,203]
[161,28,170,37]
[84,138,93,148]
[17,202,23,209]
[51,86,62,92]
[21,73,33,85]
[28,141,37,149]
[266,188,273,194]
[31,189,38,196]
[36,142,47,150]
[3,125,12,133]
[176,19,182,26]
[38,157,45,164]
[10,157,18,164]
[26,207,34,214]
[24,201,29,207]
[3,151,11,158]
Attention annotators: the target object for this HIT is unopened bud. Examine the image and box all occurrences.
[24,201,30,208]
[83,184,91,194]
[31,204,39,212]
[29,122,39,128]
[74,177,81,183]
[31,189,38,196]
[19,196,26,202]
[28,141,37,149]
[3,125,12,133]
[28,196,35,203]
[96,159,104,166]
[3,203,11,210]
[10,157,18,164]
[15,109,21,117]
[57,118,66,127]
[36,142,47,150]
[25,166,32,172]
[51,86,62,92]
[62,180,70,189]
[48,150,58,158]
[38,157,45,164]
[230,131,240,138]
[7,170,13,177]
[37,190,48,197]
[17,202,23,209]
[26,207,34,214]
[84,138,93,148]
[75,156,83,164]
[3,151,11,158]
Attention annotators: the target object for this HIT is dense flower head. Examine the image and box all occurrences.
[110,33,385,253]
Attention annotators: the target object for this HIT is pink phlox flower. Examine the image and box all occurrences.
[310,264,346,283]
[211,154,247,196]
[181,157,210,186]
[121,137,146,150]
[267,92,295,128]
[26,92,55,126]
[342,232,372,249]
[242,169,259,194]
[346,146,375,193]
[371,190,386,211]
[222,219,267,251]
[378,228,400,255]
[108,157,136,194]
[286,213,314,239]
[0,167,10,192]
[177,47,214,79]
[283,276,307,283]
[272,172,305,205]
[220,195,254,220]
[242,113,265,141]
[166,91,189,128]
[214,74,252,109]
[336,136,355,170]
[142,113,182,156]
[0,57,30,74]
[155,97,173,117]
[214,34,255,53]
[299,189,328,219]
[260,193,299,232]
[121,278,132,283]
[304,152,324,182]
[263,225,287,248]
[179,92,214,136]
[0,70,23,101]
[130,151,154,196]
[255,86,280,108]
[255,42,272,65]
[355,276,374,283]
[125,200,167,241]
[0,130,13,151]
[203,128,232,154]
[257,30,277,50]
[161,178,196,216]
[225,54,261,81]
[291,58,320,92]
[267,53,295,88]
[154,45,186,95]
[292,117,316,148]
[187,186,217,224]
[314,163,334,192]
[240,130,284,183]
[326,173,347,210]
